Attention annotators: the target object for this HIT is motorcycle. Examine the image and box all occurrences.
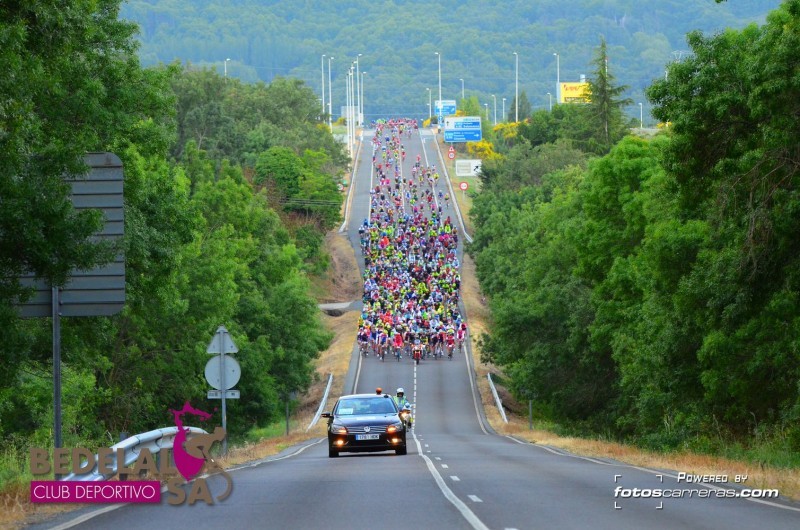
[399,405,414,429]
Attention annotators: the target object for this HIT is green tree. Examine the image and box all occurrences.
[584,38,633,154]
[506,91,532,122]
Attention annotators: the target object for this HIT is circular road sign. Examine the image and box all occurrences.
[459,182,469,191]
[448,150,455,160]
[205,354,241,390]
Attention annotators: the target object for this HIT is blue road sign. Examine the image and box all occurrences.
[435,99,457,116]
[443,116,482,143]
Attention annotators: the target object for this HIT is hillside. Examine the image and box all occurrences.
[120,0,781,123]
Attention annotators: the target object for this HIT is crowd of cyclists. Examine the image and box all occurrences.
[356,118,467,365]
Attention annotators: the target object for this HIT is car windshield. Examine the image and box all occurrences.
[336,398,397,416]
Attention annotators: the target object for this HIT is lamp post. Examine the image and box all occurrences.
[484,103,489,121]
[224,57,231,78]
[327,56,334,128]
[459,78,464,99]
[513,51,519,122]
[502,97,506,122]
[345,69,351,154]
[349,68,356,155]
[492,94,497,125]
[355,54,362,126]
[639,102,643,129]
[321,55,326,114]
[427,88,432,121]
[553,52,560,104]
[361,72,366,126]
[435,51,442,124]
[547,92,552,111]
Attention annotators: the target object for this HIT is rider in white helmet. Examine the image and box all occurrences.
[393,388,413,428]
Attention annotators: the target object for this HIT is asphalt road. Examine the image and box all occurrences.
[33,129,800,530]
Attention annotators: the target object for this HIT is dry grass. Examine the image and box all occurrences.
[452,171,800,501]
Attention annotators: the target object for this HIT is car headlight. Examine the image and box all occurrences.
[386,422,404,433]
[330,424,347,434]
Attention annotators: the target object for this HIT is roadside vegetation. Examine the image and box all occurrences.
[0,2,349,521]
[465,2,800,492]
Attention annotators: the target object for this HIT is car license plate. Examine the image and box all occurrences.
[355,434,380,440]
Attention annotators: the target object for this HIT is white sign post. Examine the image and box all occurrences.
[205,325,240,454]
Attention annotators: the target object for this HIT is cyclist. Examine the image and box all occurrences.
[392,327,404,360]
[456,322,467,352]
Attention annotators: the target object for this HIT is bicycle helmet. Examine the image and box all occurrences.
[396,388,405,396]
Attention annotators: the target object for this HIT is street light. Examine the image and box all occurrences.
[639,102,643,128]
[361,72,366,126]
[502,97,506,122]
[345,69,351,154]
[355,54,362,126]
[224,57,231,78]
[492,94,497,125]
[553,52,560,105]
[484,103,489,120]
[327,56,334,128]
[321,55,326,114]
[547,92,552,112]
[426,88,432,120]
[435,52,442,125]
[459,78,464,99]
[513,51,519,122]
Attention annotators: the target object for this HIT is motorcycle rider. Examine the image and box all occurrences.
[393,388,413,428]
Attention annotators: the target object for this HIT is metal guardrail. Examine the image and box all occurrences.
[61,426,207,481]
[487,373,508,423]
[306,373,334,432]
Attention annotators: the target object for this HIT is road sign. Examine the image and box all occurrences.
[208,390,240,400]
[444,116,482,143]
[434,99,457,116]
[459,182,469,191]
[448,146,456,160]
[455,159,482,177]
[17,152,125,318]
[207,325,239,354]
[204,354,242,390]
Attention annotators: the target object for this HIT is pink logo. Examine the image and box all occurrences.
[170,401,218,481]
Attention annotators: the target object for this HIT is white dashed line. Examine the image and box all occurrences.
[451,476,460,482]
[441,464,449,469]
[468,495,483,503]
[435,457,441,461]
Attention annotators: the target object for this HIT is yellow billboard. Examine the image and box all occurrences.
[560,82,590,103]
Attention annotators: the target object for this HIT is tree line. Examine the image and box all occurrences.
[0,0,347,459]
[120,0,779,124]
[470,1,800,458]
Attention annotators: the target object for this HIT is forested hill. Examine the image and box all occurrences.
[121,0,779,122]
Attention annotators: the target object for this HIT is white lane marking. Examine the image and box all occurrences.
[413,433,489,530]
[435,457,442,461]
[441,464,449,469]
[49,438,326,529]
[468,495,483,503]
[425,444,429,448]
[512,436,800,513]
[451,476,460,481]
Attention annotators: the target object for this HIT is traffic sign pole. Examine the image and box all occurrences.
[206,325,240,456]
[218,327,227,455]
